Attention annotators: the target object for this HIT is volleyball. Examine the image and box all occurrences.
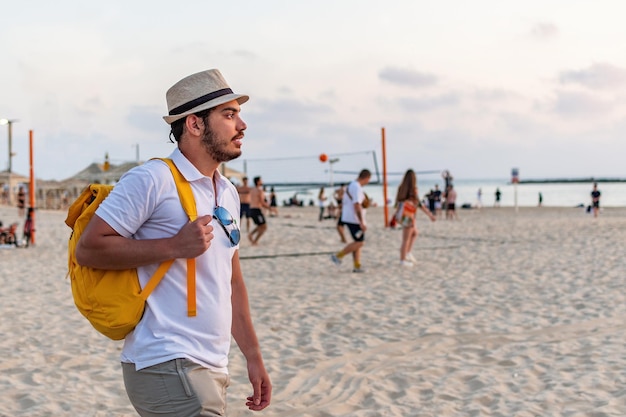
[319,153,328,162]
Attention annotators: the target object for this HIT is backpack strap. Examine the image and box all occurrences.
[160,158,198,317]
[139,259,175,300]
[140,158,198,317]
[345,184,356,203]
[158,158,198,222]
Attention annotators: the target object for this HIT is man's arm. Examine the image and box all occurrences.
[419,202,436,222]
[231,251,272,411]
[260,191,270,209]
[351,183,367,231]
[353,202,367,232]
[76,214,215,269]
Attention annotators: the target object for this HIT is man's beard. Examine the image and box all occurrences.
[201,127,242,163]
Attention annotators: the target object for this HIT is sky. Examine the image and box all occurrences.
[1,1,626,182]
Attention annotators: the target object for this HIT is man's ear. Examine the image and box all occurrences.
[185,114,204,136]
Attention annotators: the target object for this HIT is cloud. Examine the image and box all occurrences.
[559,62,626,89]
[496,111,548,141]
[68,96,105,120]
[394,93,459,112]
[471,88,519,102]
[246,97,334,129]
[126,105,164,133]
[232,49,258,60]
[531,22,559,40]
[237,97,336,155]
[379,67,438,88]
[552,90,612,116]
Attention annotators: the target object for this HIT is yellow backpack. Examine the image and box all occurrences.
[65,158,197,340]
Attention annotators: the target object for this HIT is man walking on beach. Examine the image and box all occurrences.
[249,176,270,245]
[445,185,458,220]
[591,182,601,218]
[334,183,348,243]
[331,169,372,273]
[237,176,252,232]
[433,184,443,219]
[76,69,271,415]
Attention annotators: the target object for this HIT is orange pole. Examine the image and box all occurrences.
[29,130,36,245]
[381,127,389,227]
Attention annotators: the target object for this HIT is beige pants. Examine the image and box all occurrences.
[122,359,230,417]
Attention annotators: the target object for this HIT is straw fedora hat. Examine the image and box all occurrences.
[163,69,249,124]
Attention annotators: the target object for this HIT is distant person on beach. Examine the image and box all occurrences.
[433,184,443,219]
[327,200,338,219]
[591,182,601,218]
[334,184,348,243]
[445,185,458,220]
[427,189,436,214]
[495,188,502,207]
[0,221,18,245]
[288,193,302,207]
[442,170,453,191]
[441,170,453,207]
[318,187,327,221]
[538,192,543,207]
[75,69,271,414]
[249,176,270,245]
[476,188,483,209]
[394,169,436,267]
[331,169,372,273]
[237,176,252,232]
[17,186,26,217]
[269,186,278,217]
[23,208,34,247]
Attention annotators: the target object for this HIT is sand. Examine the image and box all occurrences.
[1,204,625,416]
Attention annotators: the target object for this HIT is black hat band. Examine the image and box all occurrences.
[169,88,233,116]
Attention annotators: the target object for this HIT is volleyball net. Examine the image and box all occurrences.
[226,150,381,188]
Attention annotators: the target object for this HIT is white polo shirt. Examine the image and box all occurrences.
[96,148,240,372]
[341,179,366,225]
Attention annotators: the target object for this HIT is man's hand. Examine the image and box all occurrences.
[171,215,214,259]
[245,359,271,411]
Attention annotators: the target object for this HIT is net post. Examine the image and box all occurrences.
[381,127,389,227]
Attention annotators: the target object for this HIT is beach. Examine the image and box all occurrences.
[1,204,625,416]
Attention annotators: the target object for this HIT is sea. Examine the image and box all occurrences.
[271,179,626,209]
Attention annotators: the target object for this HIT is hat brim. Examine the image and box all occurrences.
[163,93,249,125]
